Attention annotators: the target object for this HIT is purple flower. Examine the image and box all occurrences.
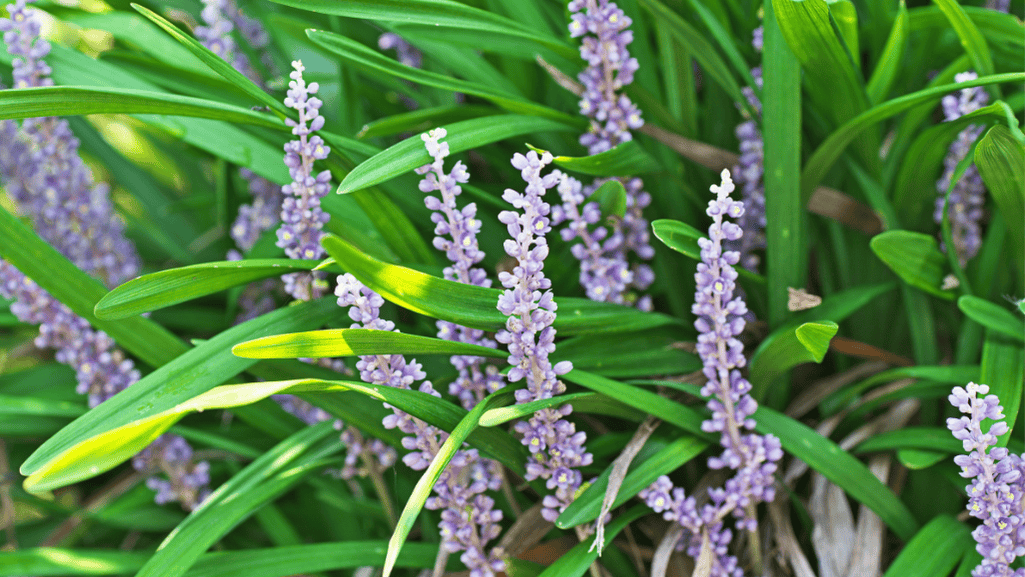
[336,273,505,575]
[277,60,332,301]
[1,0,207,510]
[569,0,643,155]
[497,151,592,522]
[948,383,1025,577]
[935,71,990,267]
[727,30,765,273]
[639,170,782,575]
[194,0,267,85]
[132,434,211,510]
[559,1,654,309]
[417,128,505,409]
[378,32,422,69]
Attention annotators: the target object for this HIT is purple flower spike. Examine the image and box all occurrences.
[194,0,268,85]
[337,273,505,575]
[569,0,643,155]
[497,151,592,522]
[935,71,990,267]
[277,60,333,301]
[947,383,1025,577]
[1,0,207,509]
[417,128,505,408]
[132,434,211,511]
[640,170,782,576]
[728,29,766,273]
[378,32,423,69]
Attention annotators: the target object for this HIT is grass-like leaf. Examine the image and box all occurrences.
[20,298,342,492]
[748,321,839,399]
[307,30,581,126]
[854,426,962,455]
[870,230,954,300]
[528,140,661,177]
[94,259,323,320]
[933,0,995,79]
[232,328,509,359]
[536,505,648,577]
[866,2,908,104]
[321,234,681,335]
[981,331,1025,448]
[134,423,340,577]
[975,124,1025,276]
[958,295,1025,342]
[274,0,577,60]
[652,218,702,260]
[0,86,281,128]
[879,515,971,577]
[382,389,514,577]
[337,115,578,194]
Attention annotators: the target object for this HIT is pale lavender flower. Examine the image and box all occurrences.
[497,151,591,522]
[640,170,782,576]
[729,30,766,273]
[569,0,643,155]
[378,32,422,69]
[935,71,990,267]
[336,274,505,575]
[132,434,211,510]
[277,60,332,301]
[948,383,1025,577]
[194,0,264,85]
[0,0,207,510]
[417,128,505,409]
[985,0,1011,12]
[560,0,653,308]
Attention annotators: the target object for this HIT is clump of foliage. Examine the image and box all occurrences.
[0,0,1022,576]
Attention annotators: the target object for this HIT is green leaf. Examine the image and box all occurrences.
[555,327,702,379]
[135,423,340,577]
[866,2,908,104]
[933,0,995,79]
[94,259,322,320]
[651,218,703,260]
[185,542,447,577]
[785,282,896,329]
[321,234,681,336]
[897,449,948,470]
[528,141,661,177]
[131,4,289,118]
[0,86,281,128]
[0,548,149,576]
[772,0,875,168]
[975,125,1025,274]
[306,30,580,126]
[958,295,1025,342]
[870,230,954,299]
[749,321,839,399]
[536,506,648,577]
[981,331,1025,448]
[755,407,920,540]
[337,115,578,194]
[357,105,501,139]
[803,72,1025,201]
[555,435,708,529]
[383,390,514,577]
[273,0,577,59]
[854,426,962,455]
[588,180,628,219]
[232,328,509,359]
[820,364,980,415]
[636,0,745,104]
[20,298,342,492]
[880,515,971,577]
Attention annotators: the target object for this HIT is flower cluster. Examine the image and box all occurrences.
[194,0,269,85]
[497,151,592,521]
[417,128,505,409]
[336,274,505,575]
[569,0,642,155]
[558,0,654,309]
[947,383,1025,577]
[132,434,212,510]
[277,60,332,301]
[0,0,208,510]
[640,170,782,576]
[935,71,990,267]
[378,32,422,69]
[728,29,766,272]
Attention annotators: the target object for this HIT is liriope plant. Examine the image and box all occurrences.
[0,0,1022,576]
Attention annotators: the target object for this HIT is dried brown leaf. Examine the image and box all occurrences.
[651,524,685,577]
[591,417,660,555]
